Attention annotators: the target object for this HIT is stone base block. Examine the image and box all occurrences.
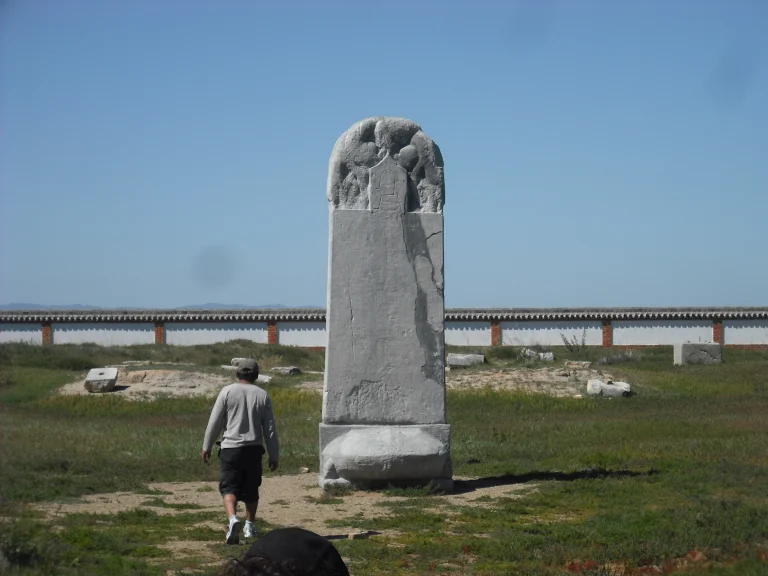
[319,424,452,491]
[673,343,722,365]
[84,367,118,393]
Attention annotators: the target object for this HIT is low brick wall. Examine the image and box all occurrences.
[1,308,767,348]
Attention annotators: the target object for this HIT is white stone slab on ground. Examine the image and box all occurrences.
[586,379,631,397]
[447,353,485,367]
[84,367,118,393]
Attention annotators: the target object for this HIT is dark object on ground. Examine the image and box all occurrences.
[271,366,301,376]
[218,527,349,576]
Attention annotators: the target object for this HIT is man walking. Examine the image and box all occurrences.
[202,359,279,545]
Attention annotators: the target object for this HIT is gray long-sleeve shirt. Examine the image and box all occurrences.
[202,383,279,462]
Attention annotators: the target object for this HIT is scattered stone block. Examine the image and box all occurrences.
[84,368,118,393]
[586,379,603,396]
[586,379,631,397]
[271,366,301,376]
[565,360,591,369]
[538,352,555,362]
[299,467,310,474]
[602,381,631,397]
[673,343,722,366]
[447,353,485,367]
[257,374,272,384]
[521,348,538,358]
[220,365,237,371]
[231,358,248,367]
[348,532,369,540]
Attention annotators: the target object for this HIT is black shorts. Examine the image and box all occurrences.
[219,445,265,502]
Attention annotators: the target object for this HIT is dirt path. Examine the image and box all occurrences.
[38,474,537,539]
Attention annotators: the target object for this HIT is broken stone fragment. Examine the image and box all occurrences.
[447,353,484,367]
[565,360,591,369]
[84,367,118,393]
[586,379,631,397]
[271,366,301,376]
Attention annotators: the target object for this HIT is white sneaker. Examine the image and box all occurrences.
[226,519,242,545]
[243,523,256,539]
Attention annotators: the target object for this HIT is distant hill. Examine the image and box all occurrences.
[0,303,111,310]
[0,303,323,311]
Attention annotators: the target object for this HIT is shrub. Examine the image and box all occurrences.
[561,329,587,357]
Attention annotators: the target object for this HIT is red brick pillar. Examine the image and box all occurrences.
[601,320,613,347]
[154,322,166,344]
[267,321,278,345]
[491,320,502,346]
[42,322,53,346]
[713,319,723,345]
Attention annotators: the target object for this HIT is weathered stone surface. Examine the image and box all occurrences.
[321,118,451,490]
[323,163,445,426]
[271,366,301,376]
[447,353,484,367]
[257,374,272,384]
[673,343,722,365]
[538,352,555,362]
[231,358,248,367]
[84,367,118,393]
[327,117,445,213]
[566,361,592,368]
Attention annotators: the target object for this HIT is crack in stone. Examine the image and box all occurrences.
[403,215,441,384]
[347,291,355,363]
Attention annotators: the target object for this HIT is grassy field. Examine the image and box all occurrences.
[1,342,768,575]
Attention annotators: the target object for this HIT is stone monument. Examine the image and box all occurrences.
[319,117,452,490]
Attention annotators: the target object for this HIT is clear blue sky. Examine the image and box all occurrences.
[1,0,766,309]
